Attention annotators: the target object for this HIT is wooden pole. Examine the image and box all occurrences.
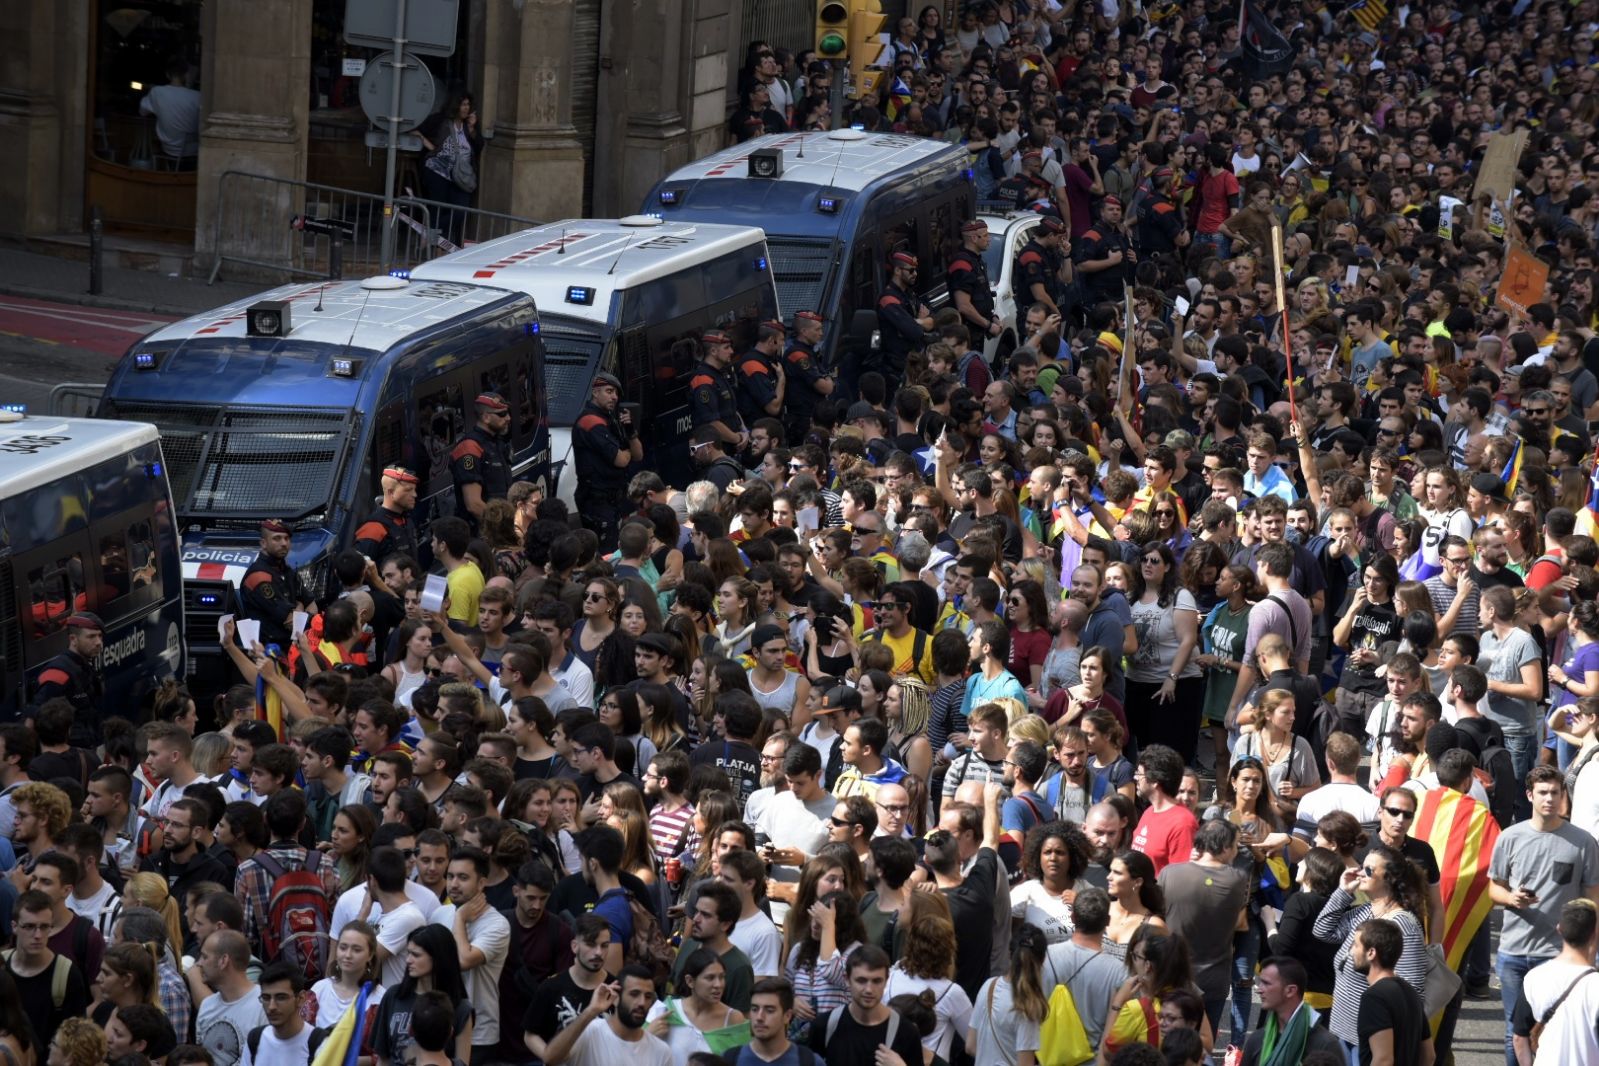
[1272,221,1297,420]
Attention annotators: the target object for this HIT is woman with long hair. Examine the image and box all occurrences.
[856,669,892,721]
[1198,564,1256,776]
[571,576,634,691]
[1313,843,1429,1057]
[884,903,971,1062]
[1550,601,1599,770]
[88,943,158,1025]
[481,499,528,582]
[1266,847,1343,1012]
[1124,542,1202,760]
[968,922,1049,1065]
[1233,690,1321,819]
[1062,648,1128,735]
[709,579,759,660]
[780,864,862,1001]
[516,778,577,876]
[309,921,387,1035]
[619,589,663,639]
[1005,578,1053,691]
[636,682,689,755]
[1503,507,1543,578]
[605,806,658,886]
[372,925,474,1066]
[329,803,378,894]
[884,676,932,783]
[1390,517,1425,570]
[382,620,434,712]
[1178,540,1227,614]
[45,1016,95,1066]
[1103,850,1168,961]
[687,791,742,882]
[121,873,184,962]
[1011,821,1092,943]
[1103,928,1213,1058]
[1082,707,1135,801]
[645,948,746,1058]
[598,688,655,777]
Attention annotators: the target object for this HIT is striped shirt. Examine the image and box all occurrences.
[1311,887,1428,1044]
[648,802,695,863]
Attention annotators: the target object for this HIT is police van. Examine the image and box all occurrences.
[0,412,184,718]
[408,216,780,493]
[97,276,551,676]
[644,129,979,375]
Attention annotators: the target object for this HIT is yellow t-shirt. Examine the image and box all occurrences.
[878,627,935,684]
[446,562,485,623]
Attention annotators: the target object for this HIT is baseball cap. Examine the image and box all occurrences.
[817,686,863,716]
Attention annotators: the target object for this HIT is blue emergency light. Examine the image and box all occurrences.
[818,196,840,213]
[134,353,156,370]
[566,286,596,306]
[144,462,163,479]
[388,269,411,280]
[754,256,768,271]
[331,358,356,377]
[659,189,680,205]
[526,322,540,335]
[0,404,24,414]
[196,591,220,607]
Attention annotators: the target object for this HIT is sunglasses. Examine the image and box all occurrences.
[1383,807,1415,820]
[829,816,853,828]
[585,592,608,602]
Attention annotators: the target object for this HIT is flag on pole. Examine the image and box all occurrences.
[311,982,374,1066]
[1240,0,1298,78]
[885,77,912,121]
[1346,0,1389,31]
[1500,436,1524,496]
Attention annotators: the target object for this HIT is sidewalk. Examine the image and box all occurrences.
[0,245,261,317]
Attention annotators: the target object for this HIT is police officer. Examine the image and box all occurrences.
[573,371,643,552]
[352,466,420,566]
[876,251,934,378]
[782,310,834,444]
[947,219,1003,343]
[688,330,746,452]
[450,392,513,532]
[240,519,315,651]
[1015,215,1068,318]
[1074,195,1136,305]
[1134,167,1188,258]
[735,321,787,430]
[29,612,104,745]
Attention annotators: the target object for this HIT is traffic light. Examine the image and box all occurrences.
[815,0,849,60]
[848,0,887,100]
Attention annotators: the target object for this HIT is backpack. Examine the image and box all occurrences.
[246,1024,329,1065]
[0,951,69,1008]
[626,892,676,986]
[1478,745,1519,828]
[252,849,331,983]
[823,1003,901,1049]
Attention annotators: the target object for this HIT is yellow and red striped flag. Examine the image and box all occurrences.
[1347,0,1389,31]
[1413,785,1500,972]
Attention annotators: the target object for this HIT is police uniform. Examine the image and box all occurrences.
[573,372,634,552]
[352,467,419,565]
[688,331,744,436]
[946,222,998,334]
[1074,210,1133,304]
[449,393,512,531]
[240,521,308,650]
[734,345,782,429]
[783,310,830,442]
[876,252,932,378]
[1134,174,1184,257]
[29,612,105,747]
[1014,220,1064,310]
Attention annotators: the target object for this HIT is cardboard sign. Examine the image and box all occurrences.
[1474,130,1528,205]
[1496,244,1549,318]
[421,574,448,614]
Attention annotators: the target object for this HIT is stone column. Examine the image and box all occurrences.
[193,0,313,276]
[0,0,78,237]
[476,0,584,221]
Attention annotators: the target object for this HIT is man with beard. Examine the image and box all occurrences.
[521,914,613,1063]
[1078,803,1124,891]
[538,964,671,1066]
[744,729,793,829]
[1352,920,1432,1066]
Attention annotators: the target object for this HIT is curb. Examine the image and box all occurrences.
[0,282,205,318]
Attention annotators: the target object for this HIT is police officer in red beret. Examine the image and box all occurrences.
[574,371,643,551]
[450,392,513,532]
[353,466,420,566]
[241,519,315,650]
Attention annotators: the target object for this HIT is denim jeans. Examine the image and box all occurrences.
[1504,733,1541,822]
[1499,952,1551,1066]
[1232,918,1263,1041]
[1339,1039,1360,1066]
[1193,231,1232,259]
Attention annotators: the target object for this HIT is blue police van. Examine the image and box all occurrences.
[97,276,551,675]
[0,412,185,718]
[645,129,977,370]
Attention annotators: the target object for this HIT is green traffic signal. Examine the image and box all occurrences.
[817,30,847,55]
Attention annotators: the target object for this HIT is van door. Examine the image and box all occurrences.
[410,373,470,522]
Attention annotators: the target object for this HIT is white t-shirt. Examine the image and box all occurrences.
[1575,757,1599,841]
[330,880,442,937]
[308,978,385,1029]
[373,901,428,988]
[554,656,596,710]
[566,1016,674,1066]
[1010,879,1077,943]
[67,880,122,938]
[1522,957,1599,1064]
[1292,781,1381,840]
[197,987,268,1066]
[239,1023,311,1066]
[971,975,1043,1066]
[884,968,972,1061]
[728,910,782,976]
[432,902,512,1045]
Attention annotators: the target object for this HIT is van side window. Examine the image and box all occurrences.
[96,521,159,610]
[849,245,877,313]
[415,382,466,490]
[26,554,83,638]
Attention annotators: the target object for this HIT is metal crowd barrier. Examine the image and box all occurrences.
[206,170,539,284]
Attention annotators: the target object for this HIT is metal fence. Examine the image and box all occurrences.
[206,170,541,284]
[47,383,105,419]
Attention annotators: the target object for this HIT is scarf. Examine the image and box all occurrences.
[1259,1003,1313,1066]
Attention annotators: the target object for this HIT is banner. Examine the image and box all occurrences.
[1240,0,1297,78]
[1495,244,1548,318]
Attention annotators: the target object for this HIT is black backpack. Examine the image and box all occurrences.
[246,1025,329,1065]
[1478,745,1519,828]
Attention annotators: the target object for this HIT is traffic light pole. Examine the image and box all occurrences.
[830,59,847,130]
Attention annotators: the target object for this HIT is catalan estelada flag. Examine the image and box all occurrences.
[885,77,912,121]
[255,670,286,743]
[312,981,373,1066]
[1347,0,1389,31]
[1501,436,1524,496]
[1413,786,1500,973]
[1587,443,1599,527]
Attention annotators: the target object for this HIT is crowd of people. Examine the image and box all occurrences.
[22,1,1599,1066]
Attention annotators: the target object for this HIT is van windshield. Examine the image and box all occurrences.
[97,400,353,523]
[539,314,606,425]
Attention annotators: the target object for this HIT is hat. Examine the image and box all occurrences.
[750,623,787,649]
[591,371,622,391]
[701,329,731,347]
[475,392,510,412]
[961,220,988,235]
[817,685,862,715]
[1164,429,1196,450]
[635,632,678,658]
[1102,195,1124,209]
[1097,331,1123,353]
[1039,215,1067,235]
[762,319,787,333]
[891,251,919,269]
[1470,472,1508,502]
[261,519,290,535]
[64,612,103,633]
[846,400,888,426]
[1022,148,1044,162]
[794,310,824,324]
[381,466,419,485]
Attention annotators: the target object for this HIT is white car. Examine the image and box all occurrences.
[979,209,1043,364]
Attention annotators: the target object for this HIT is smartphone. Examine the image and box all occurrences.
[1175,295,1190,316]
